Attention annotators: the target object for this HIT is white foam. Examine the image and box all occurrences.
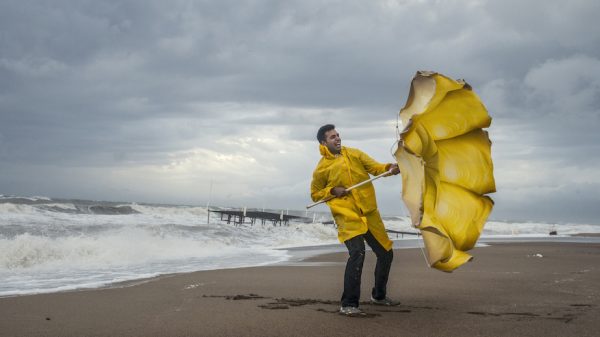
[0,203,39,214]
[0,225,291,296]
[1,197,599,296]
[42,203,78,211]
[29,196,52,201]
[0,195,51,201]
[129,204,209,217]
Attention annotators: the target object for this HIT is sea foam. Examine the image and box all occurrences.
[0,197,341,296]
[1,195,599,296]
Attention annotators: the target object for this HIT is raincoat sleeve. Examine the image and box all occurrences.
[310,167,333,202]
[357,150,391,176]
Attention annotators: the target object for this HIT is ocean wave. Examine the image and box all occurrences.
[0,226,273,271]
[1,233,99,269]
[0,221,339,271]
[0,224,291,296]
[0,203,41,214]
[1,194,599,296]
[129,204,208,217]
[87,205,140,215]
[1,201,140,215]
[0,195,52,203]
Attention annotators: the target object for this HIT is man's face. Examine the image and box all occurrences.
[322,129,341,154]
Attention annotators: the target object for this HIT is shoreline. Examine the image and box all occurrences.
[570,232,600,237]
[0,240,598,336]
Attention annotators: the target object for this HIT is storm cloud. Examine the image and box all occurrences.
[1,0,599,223]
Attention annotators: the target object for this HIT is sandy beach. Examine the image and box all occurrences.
[0,241,598,337]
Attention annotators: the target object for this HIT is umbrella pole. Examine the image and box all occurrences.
[306,169,393,209]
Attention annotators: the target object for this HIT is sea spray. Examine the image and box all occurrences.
[0,196,340,296]
[1,195,599,296]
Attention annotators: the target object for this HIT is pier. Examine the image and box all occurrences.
[208,209,308,226]
[386,229,420,238]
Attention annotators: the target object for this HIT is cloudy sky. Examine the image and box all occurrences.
[1,0,599,224]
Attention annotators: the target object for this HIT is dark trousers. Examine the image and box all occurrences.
[341,230,393,307]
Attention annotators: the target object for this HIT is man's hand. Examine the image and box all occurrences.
[388,163,400,175]
[331,186,349,197]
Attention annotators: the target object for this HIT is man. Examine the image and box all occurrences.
[311,124,400,316]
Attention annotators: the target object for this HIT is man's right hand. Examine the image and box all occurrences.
[331,186,348,197]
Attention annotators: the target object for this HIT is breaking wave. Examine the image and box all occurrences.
[1,194,598,296]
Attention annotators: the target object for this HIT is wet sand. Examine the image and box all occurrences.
[0,242,598,337]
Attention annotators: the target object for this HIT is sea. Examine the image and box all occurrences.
[1,194,599,297]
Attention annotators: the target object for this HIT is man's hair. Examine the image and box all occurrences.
[317,124,335,143]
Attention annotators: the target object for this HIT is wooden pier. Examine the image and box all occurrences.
[207,209,416,237]
[208,209,307,226]
[386,229,420,238]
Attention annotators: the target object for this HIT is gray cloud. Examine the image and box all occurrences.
[1,0,599,223]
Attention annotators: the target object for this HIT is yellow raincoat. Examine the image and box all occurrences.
[311,144,393,250]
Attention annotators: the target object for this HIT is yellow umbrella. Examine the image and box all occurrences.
[395,71,496,272]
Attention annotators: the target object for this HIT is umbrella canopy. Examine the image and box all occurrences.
[395,71,496,272]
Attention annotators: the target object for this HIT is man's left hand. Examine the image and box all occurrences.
[388,163,400,175]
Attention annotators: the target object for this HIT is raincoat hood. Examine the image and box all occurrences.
[319,143,341,159]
